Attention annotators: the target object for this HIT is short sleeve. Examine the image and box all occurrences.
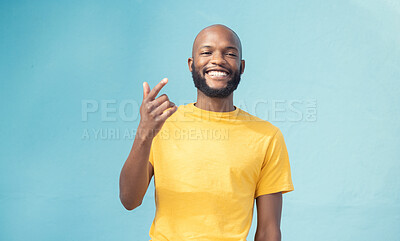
[254,128,294,198]
[149,131,160,168]
[149,141,154,167]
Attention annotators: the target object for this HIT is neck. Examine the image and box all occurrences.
[195,90,235,112]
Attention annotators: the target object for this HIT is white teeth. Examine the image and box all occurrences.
[207,71,228,77]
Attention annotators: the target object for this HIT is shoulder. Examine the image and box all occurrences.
[236,108,280,137]
[163,104,189,123]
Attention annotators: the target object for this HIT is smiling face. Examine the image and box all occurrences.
[189,25,245,98]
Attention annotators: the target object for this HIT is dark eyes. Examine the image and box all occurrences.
[200,52,237,57]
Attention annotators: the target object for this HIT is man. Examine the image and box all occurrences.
[119,24,294,241]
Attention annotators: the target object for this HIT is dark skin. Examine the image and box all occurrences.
[119,24,283,241]
[188,25,244,112]
[255,192,283,241]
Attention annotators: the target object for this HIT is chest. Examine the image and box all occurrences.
[153,133,266,193]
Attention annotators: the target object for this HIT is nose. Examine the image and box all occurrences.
[210,52,226,65]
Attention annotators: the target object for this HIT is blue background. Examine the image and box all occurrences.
[1,0,399,240]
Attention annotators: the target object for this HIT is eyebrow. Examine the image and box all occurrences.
[199,45,239,51]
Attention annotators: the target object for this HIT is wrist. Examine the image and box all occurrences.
[136,122,157,141]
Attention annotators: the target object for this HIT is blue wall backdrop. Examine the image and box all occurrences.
[1,0,399,240]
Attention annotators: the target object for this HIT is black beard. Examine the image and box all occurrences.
[191,63,242,98]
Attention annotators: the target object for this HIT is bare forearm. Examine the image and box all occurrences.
[119,78,177,210]
[254,228,281,241]
[119,127,153,210]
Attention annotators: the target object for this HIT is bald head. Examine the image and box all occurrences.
[192,24,242,59]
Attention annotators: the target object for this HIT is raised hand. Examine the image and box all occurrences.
[138,78,178,140]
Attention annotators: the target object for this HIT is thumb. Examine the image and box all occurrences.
[143,82,150,100]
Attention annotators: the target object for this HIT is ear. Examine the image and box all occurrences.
[188,57,193,72]
[240,59,245,74]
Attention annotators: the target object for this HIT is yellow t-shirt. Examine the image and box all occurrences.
[148,102,294,241]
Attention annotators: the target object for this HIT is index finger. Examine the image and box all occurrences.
[147,78,168,100]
